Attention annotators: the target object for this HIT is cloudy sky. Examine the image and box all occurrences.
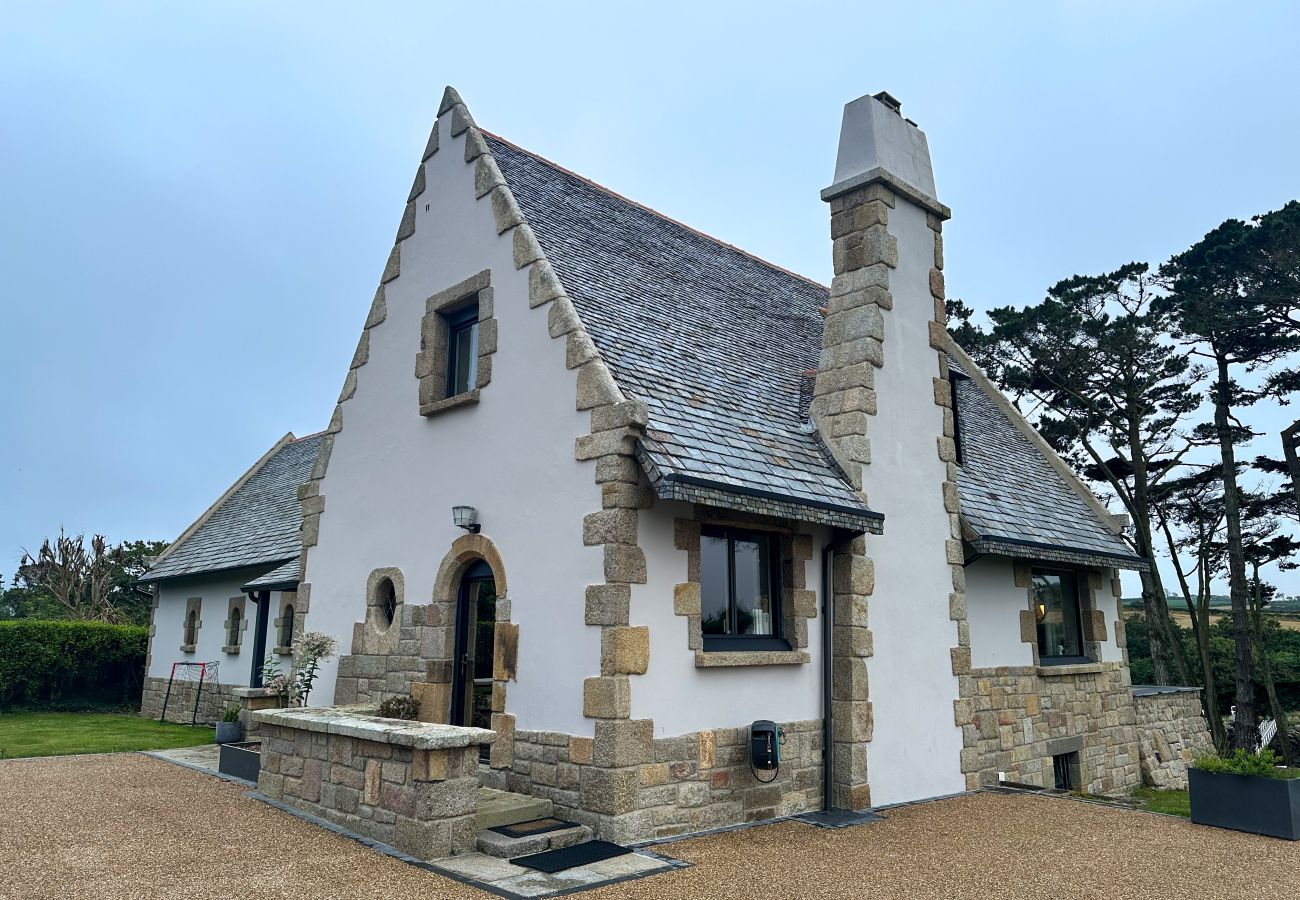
[3,2,1298,595]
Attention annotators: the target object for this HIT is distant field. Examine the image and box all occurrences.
[1166,610,1300,633]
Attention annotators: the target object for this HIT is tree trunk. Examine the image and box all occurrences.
[1250,564,1295,765]
[1128,422,1191,685]
[1284,420,1300,522]
[1161,516,1227,749]
[1214,351,1257,751]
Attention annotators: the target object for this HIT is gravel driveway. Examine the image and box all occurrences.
[2,753,1297,899]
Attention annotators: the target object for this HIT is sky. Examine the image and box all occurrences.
[2,1,1298,596]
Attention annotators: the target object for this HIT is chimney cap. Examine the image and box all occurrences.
[821,91,950,220]
[872,91,902,114]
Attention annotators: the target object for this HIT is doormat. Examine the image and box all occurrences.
[489,817,577,839]
[795,808,884,829]
[512,840,630,873]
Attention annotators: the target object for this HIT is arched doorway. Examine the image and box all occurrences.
[451,559,497,734]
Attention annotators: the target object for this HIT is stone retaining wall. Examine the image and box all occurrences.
[254,708,492,860]
[139,675,240,725]
[1133,689,1214,790]
[959,662,1141,795]
[481,718,822,843]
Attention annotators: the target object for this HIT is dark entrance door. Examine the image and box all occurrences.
[451,560,497,739]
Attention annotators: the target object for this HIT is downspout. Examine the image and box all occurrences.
[247,589,271,687]
[822,526,867,813]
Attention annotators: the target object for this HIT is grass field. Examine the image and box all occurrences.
[1167,610,1300,632]
[1132,786,1191,817]
[0,712,212,759]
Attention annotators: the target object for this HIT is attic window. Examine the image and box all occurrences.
[444,304,479,397]
[416,269,496,417]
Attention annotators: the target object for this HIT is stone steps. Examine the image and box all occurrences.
[475,787,553,831]
[476,822,593,858]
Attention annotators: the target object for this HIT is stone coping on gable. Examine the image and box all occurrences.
[253,706,495,750]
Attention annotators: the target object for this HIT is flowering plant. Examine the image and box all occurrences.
[261,631,337,707]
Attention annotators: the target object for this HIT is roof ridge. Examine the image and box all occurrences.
[482,130,828,293]
[146,432,296,574]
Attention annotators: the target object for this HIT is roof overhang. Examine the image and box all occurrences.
[241,558,302,592]
[638,446,884,533]
[136,557,299,587]
[964,535,1149,572]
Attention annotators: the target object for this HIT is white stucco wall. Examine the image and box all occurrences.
[147,568,275,683]
[965,557,1034,669]
[632,500,828,737]
[859,197,966,807]
[302,113,603,735]
[966,557,1127,668]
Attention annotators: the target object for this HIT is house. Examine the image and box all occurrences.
[141,87,1170,842]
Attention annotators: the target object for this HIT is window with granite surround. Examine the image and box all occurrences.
[223,596,247,654]
[180,597,201,653]
[1017,563,1107,670]
[675,513,816,667]
[275,600,295,655]
[416,269,497,417]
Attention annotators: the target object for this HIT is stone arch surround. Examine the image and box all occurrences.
[426,533,517,769]
[331,535,517,761]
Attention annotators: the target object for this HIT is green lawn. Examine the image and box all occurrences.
[1132,786,1191,817]
[0,712,212,759]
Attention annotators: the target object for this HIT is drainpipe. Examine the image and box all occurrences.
[822,527,866,812]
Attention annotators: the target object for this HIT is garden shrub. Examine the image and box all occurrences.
[376,693,420,721]
[0,620,147,711]
[1193,748,1300,780]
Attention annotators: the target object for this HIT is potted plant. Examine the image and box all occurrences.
[1189,748,1300,840]
[214,705,243,744]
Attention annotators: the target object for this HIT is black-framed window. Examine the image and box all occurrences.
[700,526,786,650]
[444,304,479,398]
[1032,568,1086,662]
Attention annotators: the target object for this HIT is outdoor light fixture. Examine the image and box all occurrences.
[452,505,480,533]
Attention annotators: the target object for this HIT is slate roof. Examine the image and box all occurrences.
[489,133,1142,567]
[143,433,321,582]
[950,359,1146,569]
[243,558,301,591]
[488,135,880,530]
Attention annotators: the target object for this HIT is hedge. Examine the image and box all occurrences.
[0,620,147,711]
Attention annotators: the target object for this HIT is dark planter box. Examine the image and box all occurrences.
[1189,768,1300,840]
[218,741,261,783]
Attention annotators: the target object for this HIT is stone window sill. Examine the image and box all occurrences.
[694,649,811,668]
[420,389,480,418]
[1037,662,1103,677]
[179,644,196,654]
[222,644,241,655]
[274,646,293,656]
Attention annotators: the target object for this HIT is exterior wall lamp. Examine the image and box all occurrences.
[452,505,480,534]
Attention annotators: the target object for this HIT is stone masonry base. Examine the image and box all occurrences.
[1133,689,1214,790]
[257,721,481,860]
[139,675,241,725]
[480,719,823,843]
[959,663,1141,794]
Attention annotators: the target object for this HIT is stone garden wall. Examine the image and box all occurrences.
[1133,688,1215,790]
[139,675,240,725]
[480,718,823,843]
[959,662,1141,795]
[254,708,493,860]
